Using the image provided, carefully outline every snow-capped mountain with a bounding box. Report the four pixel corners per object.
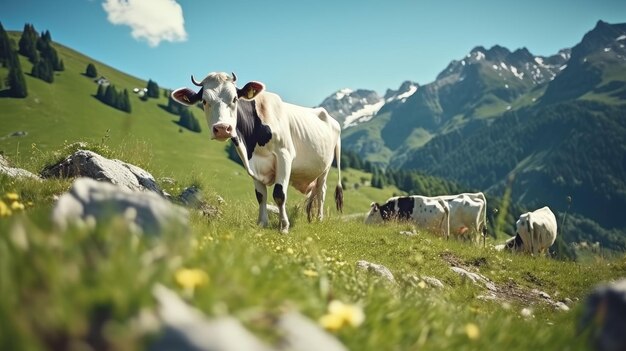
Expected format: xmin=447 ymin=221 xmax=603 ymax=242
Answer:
xmin=318 ymin=89 xmax=383 ymax=129
xmin=318 ymin=81 xmax=419 ymax=129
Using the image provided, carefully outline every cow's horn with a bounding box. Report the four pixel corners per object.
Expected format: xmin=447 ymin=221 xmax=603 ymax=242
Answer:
xmin=231 ymin=72 xmax=237 ymax=82
xmin=191 ymin=75 xmax=203 ymax=87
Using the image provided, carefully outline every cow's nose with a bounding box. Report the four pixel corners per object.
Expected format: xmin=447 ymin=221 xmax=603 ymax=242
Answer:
xmin=212 ymin=124 xmax=233 ymax=139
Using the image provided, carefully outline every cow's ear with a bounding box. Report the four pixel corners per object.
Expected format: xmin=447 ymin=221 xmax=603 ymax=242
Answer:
xmin=172 ymin=87 xmax=202 ymax=106
xmin=237 ymin=81 xmax=265 ymax=100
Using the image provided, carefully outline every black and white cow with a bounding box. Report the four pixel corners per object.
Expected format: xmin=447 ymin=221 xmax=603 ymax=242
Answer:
xmin=172 ymin=72 xmax=343 ymax=233
xmin=364 ymin=196 xmax=450 ymax=238
xmin=499 ymin=206 xmax=557 ymax=255
xmin=439 ymin=192 xmax=488 ymax=243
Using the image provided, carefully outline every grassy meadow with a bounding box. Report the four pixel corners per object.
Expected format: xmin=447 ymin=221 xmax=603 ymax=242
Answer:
xmin=1 ymin=163 xmax=625 ymax=350
xmin=2 ymin=34 xmax=626 ymax=350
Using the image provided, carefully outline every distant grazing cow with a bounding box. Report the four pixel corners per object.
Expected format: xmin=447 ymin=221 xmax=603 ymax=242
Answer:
xmin=438 ymin=192 xmax=488 ymax=243
xmin=172 ymin=72 xmax=343 ymax=233
xmin=364 ymin=196 xmax=450 ymax=238
xmin=502 ymin=206 xmax=557 ymax=255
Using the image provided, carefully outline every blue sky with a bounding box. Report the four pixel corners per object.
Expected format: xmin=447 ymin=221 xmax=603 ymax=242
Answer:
xmin=2 ymin=0 xmax=626 ymax=106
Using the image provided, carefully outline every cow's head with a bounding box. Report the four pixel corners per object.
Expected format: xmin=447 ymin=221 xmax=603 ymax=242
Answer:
xmin=171 ymin=72 xmax=265 ymax=141
xmin=364 ymin=202 xmax=384 ymax=224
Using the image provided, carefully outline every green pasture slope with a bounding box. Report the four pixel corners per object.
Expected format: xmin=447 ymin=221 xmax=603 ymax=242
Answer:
xmin=1 ymin=35 xmax=626 ymax=351
xmin=0 ymin=33 xmax=398 ymax=213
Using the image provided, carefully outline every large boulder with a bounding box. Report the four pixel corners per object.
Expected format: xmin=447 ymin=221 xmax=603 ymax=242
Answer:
xmin=579 ymin=279 xmax=626 ymax=351
xmin=151 ymin=285 xmax=273 ymax=351
xmin=41 ymin=150 xmax=164 ymax=195
xmin=52 ymin=178 xmax=188 ymax=235
xmin=356 ymin=260 xmax=395 ymax=283
xmin=0 ymin=155 xmax=41 ymax=180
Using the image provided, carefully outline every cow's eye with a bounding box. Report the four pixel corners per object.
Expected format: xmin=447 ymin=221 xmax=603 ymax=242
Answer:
xmin=202 ymin=100 xmax=207 ymax=106
xmin=232 ymin=96 xmax=238 ymax=104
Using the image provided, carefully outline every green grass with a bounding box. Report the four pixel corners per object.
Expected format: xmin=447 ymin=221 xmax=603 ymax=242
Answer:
xmin=1 ymin=169 xmax=625 ymax=350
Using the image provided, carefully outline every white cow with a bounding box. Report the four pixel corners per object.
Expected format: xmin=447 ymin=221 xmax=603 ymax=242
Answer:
xmin=505 ymin=206 xmax=558 ymax=255
xmin=364 ymin=195 xmax=450 ymax=238
xmin=438 ymin=192 xmax=488 ymax=242
xmin=172 ymin=72 xmax=343 ymax=233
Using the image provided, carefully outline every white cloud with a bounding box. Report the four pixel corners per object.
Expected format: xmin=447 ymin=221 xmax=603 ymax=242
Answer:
xmin=102 ymin=0 xmax=187 ymax=47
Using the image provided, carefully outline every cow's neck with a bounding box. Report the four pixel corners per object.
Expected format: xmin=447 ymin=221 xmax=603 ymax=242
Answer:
xmin=236 ymin=100 xmax=273 ymax=160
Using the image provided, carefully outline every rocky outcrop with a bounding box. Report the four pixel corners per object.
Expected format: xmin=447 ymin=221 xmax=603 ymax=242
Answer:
xmin=52 ymin=178 xmax=188 ymax=235
xmin=579 ymin=279 xmax=626 ymax=351
xmin=42 ymin=150 xmax=164 ymax=195
xmin=356 ymin=260 xmax=395 ymax=283
xmin=151 ymin=285 xmax=348 ymax=351
xmin=0 ymin=155 xmax=41 ymax=180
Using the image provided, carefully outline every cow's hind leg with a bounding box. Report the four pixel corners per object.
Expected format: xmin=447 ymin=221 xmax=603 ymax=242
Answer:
xmin=254 ymin=180 xmax=269 ymax=227
xmin=311 ymin=168 xmax=330 ymax=221
xmin=274 ymin=149 xmax=293 ymax=234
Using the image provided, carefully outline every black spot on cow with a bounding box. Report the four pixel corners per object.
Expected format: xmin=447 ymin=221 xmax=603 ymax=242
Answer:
xmin=506 ymin=234 xmax=524 ymax=250
xmin=397 ymin=197 xmax=414 ymax=220
xmin=236 ymin=100 xmax=273 ymax=159
xmin=273 ymin=184 xmax=285 ymax=207
xmin=378 ymin=199 xmax=397 ymax=221
xmin=255 ymin=190 xmax=263 ymax=204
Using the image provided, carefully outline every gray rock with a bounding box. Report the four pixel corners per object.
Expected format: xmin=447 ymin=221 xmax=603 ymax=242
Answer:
xmin=41 ymin=150 xmax=164 ymax=195
xmin=450 ymin=266 xmax=497 ymax=292
xmin=278 ymin=311 xmax=348 ymax=351
xmin=0 ymin=155 xmax=41 ymax=180
xmin=579 ymin=279 xmax=626 ymax=351
xmin=151 ymin=285 xmax=273 ymax=351
xmin=52 ymin=178 xmax=188 ymax=235
xmin=421 ymin=276 xmax=445 ymax=289
xmin=356 ymin=260 xmax=395 ymax=283
xmin=553 ymin=301 xmax=570 ymax=311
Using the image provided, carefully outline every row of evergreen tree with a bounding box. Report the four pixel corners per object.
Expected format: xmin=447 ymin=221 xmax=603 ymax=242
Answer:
xmin=96 ymin=84 xmax=131 ymax=113
xmin=0 ymin=22 xmax=28 ymax=97
xmin=19 ymin=24 xmax=64 ymax=83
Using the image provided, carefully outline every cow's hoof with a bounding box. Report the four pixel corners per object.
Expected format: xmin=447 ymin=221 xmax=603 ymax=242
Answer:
xmin=257 ymin=220 xmax=269 ymax=228
xmin=280 ymin=228 xmax=289 ymax=234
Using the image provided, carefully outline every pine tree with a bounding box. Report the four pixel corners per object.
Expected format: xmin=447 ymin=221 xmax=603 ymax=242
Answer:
xmin=0 ymin=22 xmax=12 ymax=67
xmin=31 ymin=58 xmax=54 ymax=83
xmin=85 ymin=63 xmax=98 ymax=78
xmin=18 ymin=23 xmax=38 ymax=63
xmin=104 ymin=85 xmax=118 ymax=107
xmin=8 ymin=58 xmax=27 ymax=98
xmin=96 ymin=84 xmax=105 ymax=100
xmin=121 ymin=89 xmax=131 ymax=113
xmin=146 ymin=79 xmax=159 ymax=98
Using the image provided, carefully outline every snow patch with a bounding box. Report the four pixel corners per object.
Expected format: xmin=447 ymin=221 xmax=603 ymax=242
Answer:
xmin=395 ymin=85 xmax=418 ymax=101
xmin=343 ymin=101 xmax=385 ymax=128
xmin=492 ymin=64 xmax=499 ymax=70
xmin=500 ymin=62 xmax=508 ymax=70
xmin=461 ymin=60 xmax=466 ymax=66
xmin=604 ymin=48 xmax=611 ymax=52
xmin=334 ymin=88 xmax=353 ymax=100
xmin=475 ymin=51 xmax=485 ymax=61
xmin=616 ymin=35 xmax=626 ymax=41
xmin=510 ymin=66 xmax=524 ymax=80
xmin=559 ymin=64 xmax=567 ymax=71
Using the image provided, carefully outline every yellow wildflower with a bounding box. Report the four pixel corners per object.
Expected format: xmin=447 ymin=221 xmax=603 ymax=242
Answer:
xmin=5 ymin=193 xmax=19 ymax=202
xmin=465 ymin=323 xmax=480 ymax=340
xmin=417 ymin=280 xmax=427 ymax=289
xmin=303 ymin=269 xmax=319 ymax=278
xmin=0 ymin=201 xmax=11 ymax=217
xmin=10 ymin=202 xmax=25 ymax=211
xmin=319 ymin=300 xmax=365 ymax=331
xmin=286 ymin=247 xmax=294 ymax=255
xmin=175 ymin=268 xmax=209 ymax=292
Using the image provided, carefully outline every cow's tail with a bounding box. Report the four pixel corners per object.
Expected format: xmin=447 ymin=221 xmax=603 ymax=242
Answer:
xmin=334 ymin=136 xmax=344 ymax=213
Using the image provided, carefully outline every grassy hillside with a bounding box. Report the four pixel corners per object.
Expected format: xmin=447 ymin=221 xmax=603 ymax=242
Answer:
xmin=1 ymin=163 xmax=625 ymax=350
xmin=0 ymin=33 xmax=400 ymax=214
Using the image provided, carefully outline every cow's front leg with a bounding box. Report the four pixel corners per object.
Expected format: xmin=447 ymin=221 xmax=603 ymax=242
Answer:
xmin=273 ymin=149 xmax=293 ymax=234
xmin=254 ymin=180 xmax=269 ymax=227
